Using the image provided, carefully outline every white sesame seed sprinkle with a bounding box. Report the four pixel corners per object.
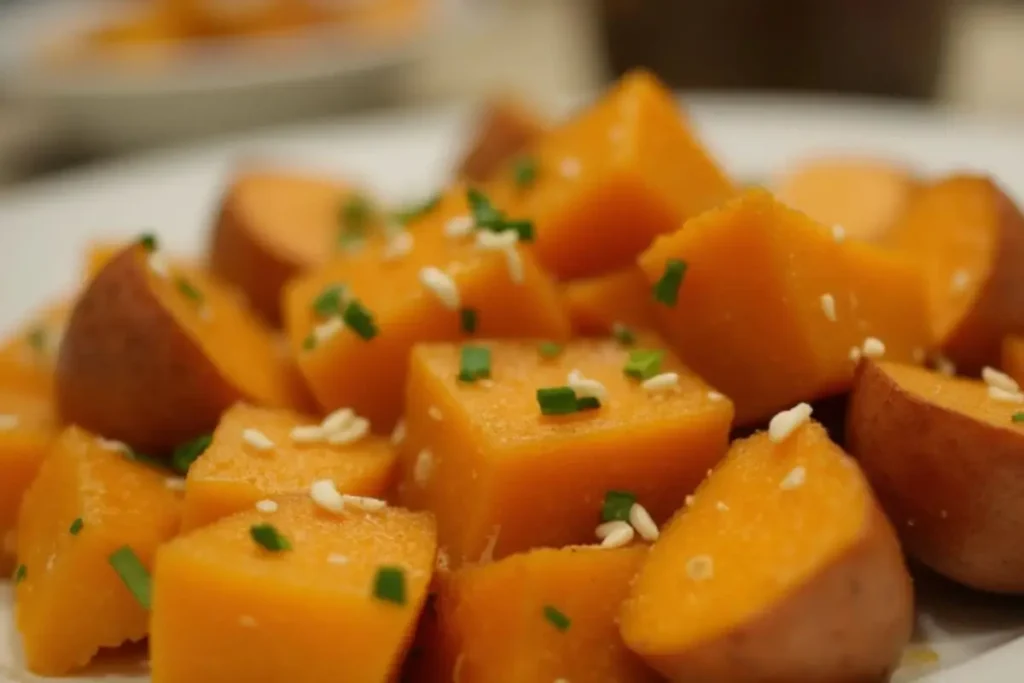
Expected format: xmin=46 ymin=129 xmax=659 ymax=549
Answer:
xmin=290 ymin=425 xmax=325 ymax=443
xmin=768 ymin=402 xmax=813 ymax=443
xmin=327 ymin=553 xmax=349 ymax=565
xmin=390 ymin=420 xmax=406 ymax=445
xmin=849 ymin=346 xmax=862 ymax=363
xmin=342 ymin=494 xmax=387 ymax=511
xmin=686 ymin=555 xmax=714 ymax=581
xmin=0 ymin=414 xmax=19 ymax=431
xmin=629 ymin=504 xmax=659 ymax=541
xmin=951 ymin=269 xmax=970 ymax=293
xmin=862 ymin=337 xmax=886 ymax=358
xmin=982 ymin=366 xmax=1020 ymax=393
xmin=239 ymin=615 xmax=257 ymax=628
xmin=707 ymin=390 xmax=725 ymax=402
xmin=414 ymin=449 xmax=434 ymax=487
xmin=685 ymin=495 xmax=695 ymax=507
xmin=988 ymin=386 xmax=1024 ymax=404
xmin=595 ymin=521 xmax=623 ymax=540
xmin=642 ymin=372 xmax=680 ymax=393
xmin=933 ymin=354 xmax=956 ymax=376
xmin=832 ymin=224 xmax=846 ymax=242
xmin=321 ymin=408 xmax=356 ymax=434
xmin=255 ymin=499 xmax=278 ymax=513
xmin=313 ymin=317 xmax=344 ymax=344
xmin=242 ymin=428 xmax=275 ymax=451
xmin=716 ymin=501 xmax=729 ymax=512
xmin=560 ymin=157 xmax=581 ymax=178
xmin=148 ymin=252 xmax=170 ymax=277
xmin=165 ymin=477 xmax=186 ymax=491
xmin=419 ymin=266 xmax=461 ymax=310
xmin=326 ymin=417 xmax=370 ymax=446
xmin=779 ymin=466 xmax=807 ymax=490
xmin=820 ymin=293 xmax=837 ymax=322
xmin=428 ymin=406 xmax=443 ymax=421
xmin=503 ymin=247 xmax=525 ymax=284
xmin=476 ymin=229 xmax=518 ymax=250
xmin=567 ymin=369 xmax=607 ymax=399
xmin=444 ymin=215 xmax=475 ymax=239
xmin=96 ymin=437 xmax=129 ymax=453
xmin=382 ymin=231 xmax=414 ymax=260
xmin=310 ymin=479 xmax=345 ymax=513
xmin=600 ymin=522 xmax=635 ymax=548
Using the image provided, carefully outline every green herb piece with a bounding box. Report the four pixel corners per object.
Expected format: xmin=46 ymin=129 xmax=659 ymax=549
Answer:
xmin=124 ymin=448 xmax=162 ymax=468
xmin=175 ymin=277 xmax=203 ymax=304
xmin=250 ymin=523 xmax=291 ymax=552
xmin=373 ymin=566 xmax=406 ymax=605
xmin=624 ymin=349 xmax=664 ymax=380
xmin=543 ymin=605 xmax=571 ymax=632
xmin=458 ymin=345 xmax=491 ymax=382
xmin=302 ymin=333 xmax=317 ymax=351
xmin=312 ymin=284 xmax=346 ymax=318
xmin=612 ymin=323 xmax=636 ymax=346
xmin=576 ymin=396 xmax=601 ymax=411
xmin=466 ymin=188 xmax=536 ymax=243
xmin=1013 ymin=412 xmax=1024 ymax=423
xmin=460 ymin=308 xmax=478 ymax=335
xmin=170 ymin=433 xmax=213 ymax=475
xmin=538 ymin=342 xmax=563 ymax=359
xmin=139 ymin=233 xmax=158 ymax=252
xmin=343 ymin=300 xmax=378 ymax=340
xmin=653 ymin=259 xmax=688 ymax=307
xmin=393 ymin=192 xmax=442 ymax=224
xmin=69 ymin=518 xmax=84 ymax=536
xmin=339 ymin=194 xmax=374 ymax=247
xmin=512 ymin=156 xmax=538 ymax=188
xmin=601 ymin=490 xmax=637 ymax=523
xmin=501 ymin=219 xmax=535 ymax=243
xmin=25 ymin=326 xmax=46 ymax=353
xmin=14 ymin=564 xmax=26 ymax=584
xmin=537 ymin=386 xmax=579 ymax=415
xmin=108 ymin=546 xmax=151 ymax=609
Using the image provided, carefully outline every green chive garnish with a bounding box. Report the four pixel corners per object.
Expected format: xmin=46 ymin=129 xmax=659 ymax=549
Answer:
xmin=576 ymin=396 xmax=601 ymax=411
xmin=1013 ymin=412 xmax=1024 ymax=424
xmin=459 ymin=345 xmax=491 ymax=382
xmin=339 ymin=194 xmax=374 ymax=247
xmin=69 ymin=518 xmax=84 ymax=535
xmin=393 ymin=193 xmax=442 ymax=225
xmin=513 ymin=156 xmax=538 ymax=188
xmin=108 ymin=546 xmax=151 ymax=609
xmin=170 ymin=433 xmax=213 ymax=475
xmin=139 ymin=233 xmax=158 ymax=252
xmin=302 ymin=333 xmax=317 ymax=351
xmin=466 ymin=188 xmax=535 ymax=243
xmin=13 ymin=564 xmax=26 ymax=584
xmin=312 ymin=284 xmax=346 ymax=318
xmin=612 ymin=323 xmax=636 ymax=346
xmin=543 ymin=605 xmax=571 ymax=632
xmin=343 ymin=300 xmax=378 ymax=340
xmin=175 ymin=277 xmax=203 ymax=304
xmin=624 ymin=349 xmax=664 ymax=380
xmin=250 ymin=523 xmax=291 ymax=552
xmin=124 ymin=448 xmax=162 ymax=468
xmin=653 ymin=259 xmax=687 ymax=307
xmin=460 ymin=308 xmax=478 ymax=334
xmin=373 ymin=566 xmax=406 ymax=605
xmin=501 ymin=219 xmax=535 ymax=243
xmin=601 ymin=490 xmax=637 ymax=523
xmin=538 ymin=342 xmax=563 ymax=359
xmin=537 ymin=386 xmax=579 ymax=415
xmin=25 ymin=327 xmax=46 ymax=353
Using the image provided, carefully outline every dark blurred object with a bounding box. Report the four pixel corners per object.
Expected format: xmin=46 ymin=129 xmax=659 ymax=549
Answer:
xmin=599 ymin=0 xmax=952 ymax=99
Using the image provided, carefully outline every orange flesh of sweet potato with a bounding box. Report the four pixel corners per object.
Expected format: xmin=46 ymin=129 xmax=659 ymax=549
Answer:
xmin=639 ymin=188 xmax=932 ymax=425
xmin=181 ymin=402 xmax=396 ymax=530
xmin=620 ymin=421 xmax=913 ymax=682
xmin=150 ymin=498 xmax=436 ymax=683
xmin=774 ymin=157 xmax=917 ymax=243
xmin=848 ymin=360 xmax=1024 ymax=593
xmin=560 ymin=267 xmax=656 ymax=336
xmin=427 ymin=545 xmax=660 ymax=683
xmin=15 ymin=426 xmax=183 ymax=676
xmin=397 ymin=333 xmax=733 ymax=567
xmin=282 ymin=184 xmax=571 ymax=430
xmin=457 ymin=96 xmax=549 ymax=183
xmin=0 ymin=301 xmax=69 ymax=400
xmin=488 ymin=70 xmax=734 ymax=280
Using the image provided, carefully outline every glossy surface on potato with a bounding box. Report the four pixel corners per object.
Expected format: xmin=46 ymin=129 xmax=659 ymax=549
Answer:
xmin=561 ymin=267 xmax=656 ymax=336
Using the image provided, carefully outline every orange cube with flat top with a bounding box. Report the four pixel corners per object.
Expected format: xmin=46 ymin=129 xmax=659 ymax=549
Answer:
xmin=561 ymin=267 xmax=656 ymax=336
xmin=397 ymin=333 xmax=733 ymax=567
xmin=0 ymin=301 xmax=69 ymax=399
xmin=151 ymin=498 xmax=436 ymax=683
xmin=182 ymin=402 xmax=396 ymax=530
xmin=15 ymin=426 xmax=183 ymax=676
xmin=283 ymin=184 xmax=571 ymax=431
xmin=488 ymin=70 xmax=734 ymax=279
xmin=639 ymin=189 xmax=932 ymax=425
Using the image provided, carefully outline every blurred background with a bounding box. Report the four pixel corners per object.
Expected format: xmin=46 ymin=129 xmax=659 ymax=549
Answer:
xmin=0 ymin=0 xmax=1020 ymax=187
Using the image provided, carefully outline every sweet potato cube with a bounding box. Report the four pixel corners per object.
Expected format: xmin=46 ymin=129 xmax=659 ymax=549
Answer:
xmin=0 ymin=300 xmax=69 ymax=399
xmin=397 ymin=333 xmax=733 ymax=566
xmin=639 ymin=189 xmax=932 ymax=425
xmin=620 ymin=421 xmax=913 ymax=682
xmin=424 ymin=545 xmax=660 ymax=683
xmin=181 ymin=402 xmax=396 ymax=530
xmin=283 ymin=184 xmax=570 ymax=430
xmin=488 ymin=70 xmax=734 ymax=279
xmin=151 ymin=498 xmax=436 ymax=683
xmin=15 ymin=426 xmax=183 ymax=676
xmin=561 ymin=267 xmax=655 ymax=336
xmin=456 ymin=95 xmax=549 ymax=182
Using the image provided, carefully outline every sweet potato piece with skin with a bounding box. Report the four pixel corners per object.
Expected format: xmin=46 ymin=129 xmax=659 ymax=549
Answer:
xmin=885 ymin=175 xmax=1024 ymax=373
xmin=639 ymin=189 xmax=932 ymax=425
xmin=488 ymin=69 xmax=734 ymax=279
xmin=561 ymin=267 xmax=655 ymax=336
xmin=620 ymin=421 xmax=913 ymax=683
xmin=151 ymin=498 xmax=436 ymax=683
xmin=181 ymin=402 xmax=397 ymax=530
xmin=0 ymin=301 xmax=69 ymax=400
xmin=397 ymin=333 xmax=733 ymax=567
xmin=456 ymin=96 xmax=549 ymax=183
xmin=423 ymin=546 xmax=660 ymax=683
xmin=848 ymin=360 xmax=1024 ymax=593
xmin=57 ymin=243 xmax=302 ymax=454
xmin=283 ymin=184 xmax=570 ymax=430
xmin=774 ymin=157 xmax=918 ymax=243
xmin=15 ymin=426 xmax=183 ymax=676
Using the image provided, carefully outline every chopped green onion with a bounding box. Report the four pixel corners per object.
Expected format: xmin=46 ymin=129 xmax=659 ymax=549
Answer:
xmin=624 ymin=349 xmax=664 ymax=380
xmin=339 ymin=194 xmax=374 ymax=247
xmin=512 ymin=156 xmax=538 ymax=188
xmin=1013 ymin=412 xmax=1024 ymax=424
xmin=612 ymin=323 xmax=636 ymax=346
xmin=108 ymin=546 xmax=151 ymax=609
xmin=373 ymin=566 xmax=406 ymax=605
xmin=312 ymin=284 xmax=346 ymax=318
xmin=25 ymin=327 xmax=46 ymax=353
xmin=653 ymin=259 xmax=688 ymax=307
xmin=302 ymin=333 xmax=317 ymax=351
xmin=170 ymin=433 xmax=213 ymax=475
xmin=124 ymin=448 xmax=162 ymax=468
xmin=139 ymin=233 xmax=158 ymax=252
xmin=69 ymin=518 xmax=84 ymax=535
xmin=460 ymin=308 xmax=478 ymax=335
xmin=459 ymin=345 xmax=492 ymax=382
xmin=250 ymin=523 xmax=291 ymax=552
xmin=13 ymin=564 xmax=26 ymax=584
xmin=175 ymin=277 xmax=203 ymax=304
xmin=543 ymin=605 xmax=571 ymax=632
xmin=576 ymin=396 xmax=601 ymax=411
xmin=537 ymin=386 xmax=579 ymax=415
xmin=601 ymin=490 xmax=637 ymax=523
xmin=393 ymin=193 xmax=442 ymax=225
xmin=501 ymin=219 xmax=535 ymax=243
xmin=538 ymin=342 xmax=563 ymax=359
xmin=466 ymin=188 xmax=535 ymax=243
xmin=343 ymin=300 xmax=378 ymax=340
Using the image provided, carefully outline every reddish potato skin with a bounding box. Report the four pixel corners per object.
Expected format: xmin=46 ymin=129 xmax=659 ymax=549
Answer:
xmin=56 ymin=247 xmax=239 ymax=454
xmin=847 ymin=359 xmax=1024 ymax=593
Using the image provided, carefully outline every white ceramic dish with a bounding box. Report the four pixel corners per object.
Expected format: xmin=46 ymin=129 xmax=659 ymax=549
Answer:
xmin=2 ymin=96 xmax=1024 ymax=681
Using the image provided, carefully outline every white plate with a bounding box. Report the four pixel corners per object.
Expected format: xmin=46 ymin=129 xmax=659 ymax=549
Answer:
xmin=3 ymin=96 xmax=1024 ymax=681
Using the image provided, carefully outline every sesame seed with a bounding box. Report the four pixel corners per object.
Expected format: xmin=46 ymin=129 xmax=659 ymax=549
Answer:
xmin=382 ymin=231 xmax=414 ymax=260
xmin=313 ymin=317 xmax=344 ymax=344
xmin=567 ymin=369 xmax=607 ymax=399
xmin=950 ymin=269 xmax=970 ymax=292
xmin=912 ymin=347 xmax=926 ymax=364
xmin=831 ymin=224 xmax=846 ymax=242
xmin=707 ymin=390 xmax=725 ymax=402
xmin=559 ymin=157 xmax=581 ymax=178
xmin=641 ymin=372 xmax=679 ymax=393
xmin=599 ymin=521 xmax=635 ymax=548
xmin=628 ymin=503 xmax=659 ymax=542
xmin=849 ymin=346 xmax=862 ymax=363
xmin=982 ymin=366 xmax=1020 ymax=393
xmin=327 ymin=553 xmax=349 ymax=565
xmin=428 ymin=406 xmax=443 ymax=421
xmin=342 ymin=494 xmax=387 ymax=511
xmin=414 ymin=449 xmax=434 ymax=487
xmin=148 ymin=252 xmax=170 ymax=277
xmin=715 ymin=501 xmax=729 ymax=512
xmin=476 ymin=229 xmax=518 ymax=250
xmin=419 ymin=266 xmax=461 ymax=310
xmin=165 ymin=477 xmax=186 ymax=491
xmin=96 ymin=437 xmax=130 ymax=453
xmin=779 ymin=466 xmax=807 ymax=490
xmin=239 ymin=615 xmax=257 ymax=628
xmin=444 ymin=215 xmax=475 ymax=239
xmin=0 ymin=414 xmax=19 ymax=431
xmin=321 ymin=408 xmax=356 ymax=434
xmin=290 ymin=425 xmax=325 ymax=443
xmin=310 ymin=479 xmax=345 ymax=513
xmin=819 ymin=293 xmax=837 ymax=322
xmin=768 ymin=402 xmax=814 ymax=443
xmin=933 ymin=354 xmax=956 ymax=376
xmin=255 ymin=499 xmax=278 ymax=513
xmin=862 ymin=337 xmax=886 ymax=358
xmin=988 ymin=386 xmax=1024 ymax=403
xmin=685 ymin=495 xmax=695 ymax=507
xmin=326 ymin=416 xmax=370 ymax=445
xmin=242 ymin=428 xmax=275 ymax=451
xmin=390 ymin=420 xmax=406 ymax=445
xmin=503 ymin=247 xmax=525 ymax=284
xmin=686 ymin=555 xmax=714 ymax=581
